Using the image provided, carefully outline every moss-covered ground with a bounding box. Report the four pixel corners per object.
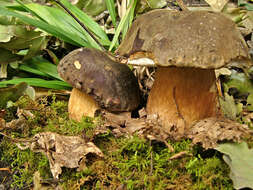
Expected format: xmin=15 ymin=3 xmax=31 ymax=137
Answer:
xmin=0 ymin=95 xmax=234 ymax=189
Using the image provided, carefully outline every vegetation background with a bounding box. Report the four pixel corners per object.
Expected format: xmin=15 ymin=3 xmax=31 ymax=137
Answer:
xmin=0 ymin=0 xmax=253 ymax=189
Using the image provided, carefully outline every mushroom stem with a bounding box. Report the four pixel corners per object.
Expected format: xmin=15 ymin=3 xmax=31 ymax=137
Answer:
xmin=68 ymin=88 xmax=99 ymax=121
xmin=146 ymin=67 xmax=221 ymax=135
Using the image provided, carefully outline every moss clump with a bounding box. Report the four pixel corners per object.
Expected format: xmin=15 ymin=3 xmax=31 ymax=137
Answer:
xmin=0 ymin=95 xmax=233 ymax=189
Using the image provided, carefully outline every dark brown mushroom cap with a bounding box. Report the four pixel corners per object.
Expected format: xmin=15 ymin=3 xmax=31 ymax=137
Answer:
xmin=58 ymin=48 xmax=140 ymax=112
xmin=117 ymin=10 xmax=249 ymax=69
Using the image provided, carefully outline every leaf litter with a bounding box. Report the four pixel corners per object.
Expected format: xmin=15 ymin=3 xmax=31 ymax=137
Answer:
xmin=16 ymin=132 xmax=104 ymax=179
xmin=101 ymin=109 xmax=251 ymax=150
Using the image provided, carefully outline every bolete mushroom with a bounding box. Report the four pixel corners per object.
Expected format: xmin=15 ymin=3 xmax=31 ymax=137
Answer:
xmin=58 ymin=48 xmax=140 ymax=121
xmin=117 ymin=10 xmax=250 ymax=136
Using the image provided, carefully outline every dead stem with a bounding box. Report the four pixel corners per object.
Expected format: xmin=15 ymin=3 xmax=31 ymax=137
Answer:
xmin=169 ymin=151 xmax=192 ymax=160
xmin=176 ymin=0 xmax=189 ymax=11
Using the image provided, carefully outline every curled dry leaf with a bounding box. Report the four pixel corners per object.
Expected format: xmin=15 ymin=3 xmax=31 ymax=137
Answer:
xmin=17 ymin=132 xmax=103 ymax=179
xmin=186 ymin=117 xmax=250 ymax=149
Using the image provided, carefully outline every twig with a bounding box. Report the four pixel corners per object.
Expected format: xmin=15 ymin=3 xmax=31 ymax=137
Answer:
xmin=94 ymin=10 xmax=109 ymax=21
xmin=169 ymin=151 xmax=192 ymax=160
xmin=0 ymin=168 xmax=11 ymax=173
xmin=176 ymin=0 xmax=189 ymax=11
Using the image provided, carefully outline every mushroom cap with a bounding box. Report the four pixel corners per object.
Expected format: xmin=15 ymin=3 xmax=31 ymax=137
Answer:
xmin=58 ymin=48 xmax=140 ymax=112
xmin=117 ymin=10 xmax=249 ymax=69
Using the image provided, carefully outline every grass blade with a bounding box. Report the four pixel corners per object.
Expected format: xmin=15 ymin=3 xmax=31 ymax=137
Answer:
xmin=0 ymin=6 xmax=90 ymax=47
xmin=58 ymin=0 xmax=111 ymax=47
xmin=105 ymin=0 xmax=117 ymax=28
xmin=0 ymin=78 xmax=71 ymax=90
xmin=20 ymin=57 xmax=63 ymax=81
xmin=109 ymin=0 xmax=136 ymax=51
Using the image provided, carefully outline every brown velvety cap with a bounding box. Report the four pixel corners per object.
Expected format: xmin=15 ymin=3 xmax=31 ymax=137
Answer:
xmin=58 ymin=48 xmax=140 ymax=112
xmin=117 ymin=10 xmax=249 ymax=69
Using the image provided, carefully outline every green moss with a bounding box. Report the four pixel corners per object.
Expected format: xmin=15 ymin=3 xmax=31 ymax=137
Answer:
xmin=0 ymin=95 xmax=233 ymax=189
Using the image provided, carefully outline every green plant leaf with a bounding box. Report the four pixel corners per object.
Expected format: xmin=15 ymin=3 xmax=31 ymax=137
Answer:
xmin=0 ymin=78 xmax=71 ymax=90
xmin=216 ymin=142 xmax=253 ymax=189
xmin=25 ymin=3 xmax=101 ymax=49
xmin=57 ymin=0 xmax=111 ymax=47
xmin=20 ymin=57 xmax=63 ymax=80
xmin=77 ymin=0 xmax=107 ymax=17
xmin=0 ymin=25 xmax=15 ymax=42
xmin=0 ymin=25 xmax=43 ymax=50
xmin=109 ymin=0 xmax=136 ymax=51
xmin=105 ymin=0 xmax=117 ymax=28
xmin=0 ymin=48 xmax=23 ymax=63
xmin=225 ymin=69 xmax=253 ymax=95
xmin=246 ymin=93 xmax=253 ymax=111
xmin=0 ymin=6 xmax=87 ymax=47
xmin=0 ymin=82 xmax=28 ymax=108
xmin=238 ymin=0 xmax=253 ymax=10
xmin=219 ymin=93 xmax=243 ymax=120
xmin=23 ymin=36 xmax=48 ymax=60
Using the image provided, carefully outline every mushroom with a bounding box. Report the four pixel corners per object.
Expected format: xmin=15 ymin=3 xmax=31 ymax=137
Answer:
xmin=117 ymin=10 xmax=250 ymax=136
xmin=57 ymin=48 xmax=140 ymax=121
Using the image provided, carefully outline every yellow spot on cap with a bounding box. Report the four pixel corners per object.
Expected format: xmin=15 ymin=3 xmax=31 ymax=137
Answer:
xmin=74 ymin=60 xmax=81 ymax=69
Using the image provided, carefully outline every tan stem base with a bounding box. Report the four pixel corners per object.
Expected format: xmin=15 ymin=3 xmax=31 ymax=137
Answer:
xmin=68 ymin=88 xmax=99 ymax=121
xmin=146 ymin=67 xmax=220 ymax=136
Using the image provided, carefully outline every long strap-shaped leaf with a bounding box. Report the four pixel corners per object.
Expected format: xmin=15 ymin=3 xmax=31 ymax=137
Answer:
xmin=0 ymin=6 xmax=89 ymax=47
xmin=57 ymin=0 xmax=111 ymax=47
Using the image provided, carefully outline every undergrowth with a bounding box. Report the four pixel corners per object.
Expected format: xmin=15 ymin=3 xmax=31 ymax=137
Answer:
xmin=0 ymin=95 xmax=233 ymax=189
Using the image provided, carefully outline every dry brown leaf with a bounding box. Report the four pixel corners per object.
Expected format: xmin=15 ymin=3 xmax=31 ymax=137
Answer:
xmin=186 ymin=117 xmax=250 ymax=149
xmin=17 ymin=132 xmax=103 ymax=179
xmin=102 ymin=111 xmax=146 ymax=137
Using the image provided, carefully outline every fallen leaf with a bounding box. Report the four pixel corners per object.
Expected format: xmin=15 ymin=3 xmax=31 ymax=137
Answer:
xmin=102 ymin=111 xmax=146 ymax=137
xmin=18 ymin=132 xmax=104 ymax=179
xmin=186 ymin=117 xmax=250 ymax=149
xmin=216 ymin=142 xmax=253 ymax=189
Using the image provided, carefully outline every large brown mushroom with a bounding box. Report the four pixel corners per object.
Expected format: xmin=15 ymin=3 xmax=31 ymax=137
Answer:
xmin=58 ymin=48 xmax=140 ymax=121
xmin=117 ymin=10 xmax=250 ymax=136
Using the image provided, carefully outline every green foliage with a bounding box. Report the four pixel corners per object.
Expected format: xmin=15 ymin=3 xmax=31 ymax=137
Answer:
xmin=216 ymin=142 xmax=253 ymax=189
xmin=0 ymin=0 xmax=139 ymax=90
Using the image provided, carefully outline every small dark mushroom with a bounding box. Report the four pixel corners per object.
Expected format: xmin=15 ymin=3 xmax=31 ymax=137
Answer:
xmin=58 ymin=48 xmax=140 ymax=121
xmin=117 ymin=10 xmax=250 ymax=136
